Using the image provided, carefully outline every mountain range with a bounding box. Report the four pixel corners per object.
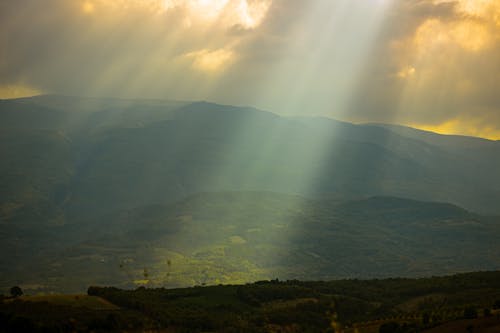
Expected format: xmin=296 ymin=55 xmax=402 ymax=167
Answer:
xmin=1 ymin=95 xmax=499 ymax=293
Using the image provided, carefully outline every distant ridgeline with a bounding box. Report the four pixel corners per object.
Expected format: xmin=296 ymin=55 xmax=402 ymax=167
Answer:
xmin=0 ymin=95 xmax=500 ymax=293
xmin=2 ymin=271 xmax=500 ymax=332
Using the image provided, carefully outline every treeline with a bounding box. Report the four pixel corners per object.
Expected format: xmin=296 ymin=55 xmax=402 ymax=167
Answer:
xmin=2 ymin=271 xmax=500 ymax=332
xmin=87 ymin=271 xmax=500 ymax=332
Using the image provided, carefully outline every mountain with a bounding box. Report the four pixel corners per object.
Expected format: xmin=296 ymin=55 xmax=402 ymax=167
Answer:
xmin=1 ymin=95 xmax=499 ymax=293
xmin=1 ymin=95 xmax=499 ymax=220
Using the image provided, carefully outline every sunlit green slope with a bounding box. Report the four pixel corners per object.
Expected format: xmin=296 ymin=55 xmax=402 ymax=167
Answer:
xmin=2 ymin=192 xmax=499 ymax=293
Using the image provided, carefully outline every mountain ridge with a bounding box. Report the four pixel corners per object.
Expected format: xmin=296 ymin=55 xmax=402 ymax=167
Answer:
xmin=1 ymin=95 xmax=499 ymax=217
xmin=4 ymin=94 xmax=498 ymax=142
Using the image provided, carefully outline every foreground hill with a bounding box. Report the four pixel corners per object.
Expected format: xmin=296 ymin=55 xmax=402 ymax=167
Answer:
xmin=2 ymin=271 xmax=500 ymax=332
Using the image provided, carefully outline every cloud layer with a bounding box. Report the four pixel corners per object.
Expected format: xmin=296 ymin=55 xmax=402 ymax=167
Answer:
xmin=0 ymin=0 xmax=499 ymax=138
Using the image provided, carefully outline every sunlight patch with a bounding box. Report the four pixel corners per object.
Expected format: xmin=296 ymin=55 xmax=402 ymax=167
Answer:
xmin=410 ymin=117 xmax=500 ymax=140
xmin=229 ymin=236 xmax=247 ymax=244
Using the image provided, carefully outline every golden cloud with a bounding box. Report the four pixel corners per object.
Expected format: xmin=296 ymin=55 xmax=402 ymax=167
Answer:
xmin=413 ymin=18 xmax=492 ymax=54
xmin=409 ymin=0 xmax=500 ymax=56
xmin=82 ymin=1 xmax=96 ymax=14
xmin=397 ymin=65 xmax=416 ymax=79
xmin=80 ymin=0 xmax=271 ymax=29
xmin=166 ymin=0 xmax=272 ymax=29
xmin=185 ymin=48 xmax=235 ymax=72
xmin=380 ymin=1 xmax=500 ymax=139
xmin=453 ymin=0 xmax=500 ymax=21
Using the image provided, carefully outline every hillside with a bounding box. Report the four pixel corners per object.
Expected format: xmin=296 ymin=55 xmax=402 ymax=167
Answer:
xmin=2 ymin=191 xmax=499 ymax=294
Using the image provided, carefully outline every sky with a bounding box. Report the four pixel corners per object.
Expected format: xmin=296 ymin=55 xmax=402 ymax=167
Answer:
xmin=0 ymin=0 xmax=499 ymax=139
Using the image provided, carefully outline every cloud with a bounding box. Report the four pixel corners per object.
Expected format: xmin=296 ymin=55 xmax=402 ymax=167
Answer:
xmin=185 ymin=48 xmax=235 ymax=72
xmin=0 ymin=0 xmax=499 ymax=138
xmin=348 ymin=0 xmax=500 ymax=139
xmin=397 ymin=66 xmax=416 ymax=79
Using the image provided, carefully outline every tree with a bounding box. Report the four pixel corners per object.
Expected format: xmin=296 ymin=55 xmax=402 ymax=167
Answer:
xmin=10 ymin=286 xmax=23 ymax=297
xmin=422 ymin=312 xmax=430 ymax=325
xmin=463 ymin=307 xmax=478 ymax=319
xmin=379 ymin=321 xmax=400 ymax=333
